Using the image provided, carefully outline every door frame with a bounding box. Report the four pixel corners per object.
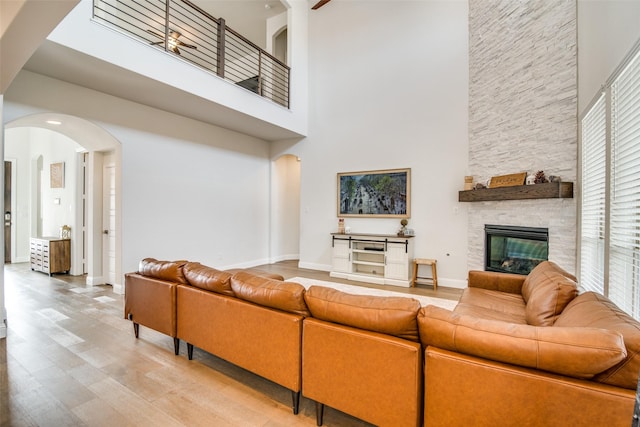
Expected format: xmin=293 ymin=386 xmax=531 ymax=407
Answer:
xmin=5 ymin=159 xmax=17 ymax=263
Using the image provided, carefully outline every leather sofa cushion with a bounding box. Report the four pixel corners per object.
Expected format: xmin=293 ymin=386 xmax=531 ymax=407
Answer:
xmin=304 ymin=286 xmax=421 ymax=342
xmin=138 ymin=258 xmax=188 ymax=285
xmin=454 ymin=302 xmax=526 ymax=324
xmin=457 ymin=287 xmax=526 ymax=323
xmin=225 ymin=268 xmax=284 ymax=281
xmin=230 ymin=272 xmax=310 ymax=317
xmin=183 ymin=262 xmax=235 ymax=296
xmin=555 ymin=292 xmax=640 ymax=390
xmin=418 ymin=305 xmax=627 ymax=379
xmin=521 ymin=261 xmax=578 ymax=326
xmin=468 ymin=270 xmax=525 ymax=294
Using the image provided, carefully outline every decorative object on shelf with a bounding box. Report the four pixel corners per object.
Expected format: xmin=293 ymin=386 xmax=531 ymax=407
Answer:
xmin=526 ymin=174 xmax=536 ymax=185
xmin=549 ymin=175 xmax=561 ymax=183
xmin=338 ymin=218 xmax=345 ymax=234
xmin=534 ymin=170 xmax=548 ymax=184
xmin=60 ymin=225 xmax=71 ymax=239
xmin=337 ymin=168 xmax=410 ymax=218
xmin=475 ymin=182 xmax=486 ymax=189
xmin=398 ymin=219 xmax=409 ymax=236
xmin=488 ymin=172 xmax=527 ymax=188
xmin=50 ymin=162 xmax=65 ymax=188
xmin=464 ymin=176 xmax=474 ymax=191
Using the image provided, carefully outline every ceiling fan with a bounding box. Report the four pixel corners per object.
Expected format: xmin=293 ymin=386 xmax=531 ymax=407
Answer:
xmin=311 ymin=0 xmax=331 ymax=10
xmin=147 ymin=29 xmax=197 ymax=55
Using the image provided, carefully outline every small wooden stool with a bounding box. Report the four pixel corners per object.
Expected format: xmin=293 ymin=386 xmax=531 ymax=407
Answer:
xmin=412 ymin=258 xmax=438 ymax=290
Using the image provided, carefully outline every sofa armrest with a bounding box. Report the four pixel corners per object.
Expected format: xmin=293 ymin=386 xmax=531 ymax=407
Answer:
xmin=124 ymin=272 xmax=177 ymax=337
xmin=468 ymin=270 xmax=525 ymax=294
xmin=418 ymin=305 xmax=627 ymax=379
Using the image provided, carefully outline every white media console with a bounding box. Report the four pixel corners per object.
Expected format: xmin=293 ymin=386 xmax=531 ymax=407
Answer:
xmin=330 ymin=233 xmax=415 ymax=287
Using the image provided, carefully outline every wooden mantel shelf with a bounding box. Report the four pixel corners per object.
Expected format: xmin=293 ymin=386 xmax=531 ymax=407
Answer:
xmin=458 ymin=181 xmax=574 ymax=202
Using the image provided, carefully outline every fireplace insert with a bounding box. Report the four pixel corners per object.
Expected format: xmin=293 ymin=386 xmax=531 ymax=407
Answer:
xmin=485 ymin=225 xmax=548 ymax=275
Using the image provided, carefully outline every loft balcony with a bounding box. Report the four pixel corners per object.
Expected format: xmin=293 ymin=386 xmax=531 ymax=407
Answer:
xmin=19 ymin=0 xmax=307 ymax=141
xmin=93 ymin=0 xmax=290 ymax=108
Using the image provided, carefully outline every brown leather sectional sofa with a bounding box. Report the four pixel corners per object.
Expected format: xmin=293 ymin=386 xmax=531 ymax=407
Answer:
xmin=419 ymin=261 xmax=639 ymax=426
xmin=125 ymin=259 xmax=639 ymax=427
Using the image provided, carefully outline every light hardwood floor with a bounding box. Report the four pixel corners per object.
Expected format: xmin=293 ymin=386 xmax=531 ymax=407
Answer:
xmin=1 ymin=261 xmax=461 ymax=427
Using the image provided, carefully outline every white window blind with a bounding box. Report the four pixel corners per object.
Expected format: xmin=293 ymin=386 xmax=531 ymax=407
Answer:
xmin=580 ymin=94 xmax=606 ymax=294
xmin=609 ymin=51 xmax=640 ymax=317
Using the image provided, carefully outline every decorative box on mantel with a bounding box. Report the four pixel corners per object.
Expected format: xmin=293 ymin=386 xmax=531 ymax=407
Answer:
xmin=458 ymin=181 xmax=573 ymax=202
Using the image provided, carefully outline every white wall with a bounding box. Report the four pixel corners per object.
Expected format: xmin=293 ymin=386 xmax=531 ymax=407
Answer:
xmin=274 ymin=0 xmax=470 ymax=287
xmin=578 ymin=0 xmax=640 ymax=113
xmin=5 ymin=71 xmax=274 ymax=277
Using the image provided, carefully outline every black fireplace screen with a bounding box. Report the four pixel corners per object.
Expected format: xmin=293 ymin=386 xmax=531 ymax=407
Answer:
xmin=485 ymin=225 xmax=549 ymax=275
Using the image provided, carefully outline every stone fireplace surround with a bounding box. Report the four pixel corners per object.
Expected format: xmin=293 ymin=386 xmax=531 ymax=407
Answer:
xmin=467 ymin=0 xmax=577 ymax=275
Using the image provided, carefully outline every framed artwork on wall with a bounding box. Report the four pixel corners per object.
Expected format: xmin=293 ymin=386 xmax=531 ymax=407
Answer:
xmin=337 ymin=168 xmax=410 ymax=218
xmin=50 ymin=162 xmax=65 ymax=189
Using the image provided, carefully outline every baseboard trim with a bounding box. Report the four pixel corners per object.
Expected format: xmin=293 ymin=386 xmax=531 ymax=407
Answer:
xmin=298 ymin=262 xmax=331 ymax=272
xmin=112 ymin=283 xmax=124 ymax=295
xmin=438 ymin=278 xmax=467 ymax=289
xmin=269 ymin=254 xmax=299 ymax=263
xmin=86 ymin=275 xmax=104 ymax=286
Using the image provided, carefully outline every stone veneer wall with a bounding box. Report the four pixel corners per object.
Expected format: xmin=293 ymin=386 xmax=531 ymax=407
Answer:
xmin=467 ymin=0 xmax=577 ymax=273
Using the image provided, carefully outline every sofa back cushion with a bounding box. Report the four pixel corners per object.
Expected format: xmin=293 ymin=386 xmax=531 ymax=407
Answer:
xmin=304 ymin=286 xmax=421 ymax=342
xmin=554 ymin=291 xmax=640 ymax=390
xmin=183 ymin=262 xmax=235 ymax=296
xmin=230 ymin=272 xmax=310 ymax=317
xmin=419 ymin=305 xmax=627 ymax=379
xmin=521 ymin=261 xmax=578 ymax=326
xmin=138 ymin=258 xmax=188 ymax=284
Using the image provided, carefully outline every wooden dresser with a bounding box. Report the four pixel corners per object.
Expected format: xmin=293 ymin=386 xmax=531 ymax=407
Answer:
xmin=30 ymin=237 xmax=71 ymax=276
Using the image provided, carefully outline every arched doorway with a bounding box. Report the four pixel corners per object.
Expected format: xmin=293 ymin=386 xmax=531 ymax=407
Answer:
xmin=270 ymin=154 xmax=300 ymax=263
xmin=4 ymin=113 xmax=122 ymax=291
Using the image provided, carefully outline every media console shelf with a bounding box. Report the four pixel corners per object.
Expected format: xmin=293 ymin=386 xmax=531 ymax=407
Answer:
xmin=458 ymin=181 xmax=573 ymax=202
xmin=330 ymin=233 xmax=415 ymax=287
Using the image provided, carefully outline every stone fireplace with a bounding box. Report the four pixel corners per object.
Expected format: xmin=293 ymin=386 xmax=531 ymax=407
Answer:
xmin=466 ymin=0 xmax=578 ymax=275
xmin=485 ymin=224 xmax=548 ymax=275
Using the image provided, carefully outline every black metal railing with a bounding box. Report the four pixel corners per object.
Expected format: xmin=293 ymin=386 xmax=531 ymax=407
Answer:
xmin=93 ymin=0 xmax=290 ymax=108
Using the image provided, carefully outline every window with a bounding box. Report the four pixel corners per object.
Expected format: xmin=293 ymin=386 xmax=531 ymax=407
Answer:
xmin=580 ymin=46 xmax=640 ymax=318
xmin=609 ymin=51 xmax=640 ymax=316
xmin=580 ymin=94 xmax=606 ymax=295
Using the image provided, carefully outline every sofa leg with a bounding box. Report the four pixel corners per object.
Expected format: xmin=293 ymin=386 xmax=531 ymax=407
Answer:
xmin=187 ymin=343 xmax=194 ymax=360
xmin=173 ymin=338 xmax=180 ymax=355
xmin=291 ymin=390 xmax=300 ymax=414
xmin=315 ymin=402 xmax=324 ymax=426
xmin=127 ymin=313 xmax=139 ymax=338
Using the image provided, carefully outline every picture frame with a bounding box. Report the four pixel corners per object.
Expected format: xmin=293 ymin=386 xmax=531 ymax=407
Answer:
xmin=50 ymin=162 xmax=65 ymax=189
xmin=337 ymin=168 xmax=410 ymax=217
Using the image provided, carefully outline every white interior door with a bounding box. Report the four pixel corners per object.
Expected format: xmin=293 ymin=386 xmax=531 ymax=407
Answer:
xmin=102 ymin=160 xmax=116 ymax=285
